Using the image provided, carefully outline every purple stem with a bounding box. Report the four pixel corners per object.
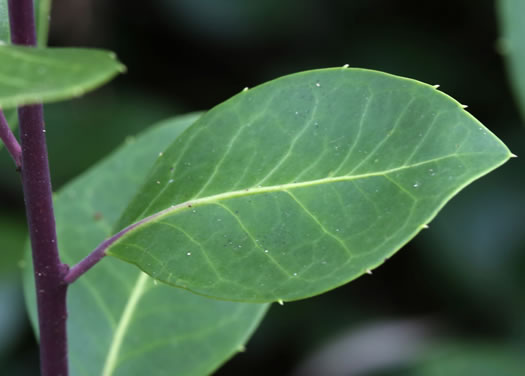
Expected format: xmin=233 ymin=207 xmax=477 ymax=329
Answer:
xmin=0 ymin=109 xmax=22 ymax=168
xmin=8 ymin=1 xmax=70 ymax=376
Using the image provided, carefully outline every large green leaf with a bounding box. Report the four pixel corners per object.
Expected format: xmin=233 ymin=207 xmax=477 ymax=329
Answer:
xmin=108 ymin=68 xmax=511 ymax=303
xmin=499 ymin=0 xmax=525 ymax=122
xmin=0 ymin=45 xmax=125 ymax=109
xmin=23 ymin=113 xmax=267 ymax=376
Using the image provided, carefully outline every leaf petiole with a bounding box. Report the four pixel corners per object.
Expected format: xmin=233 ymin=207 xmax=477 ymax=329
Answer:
xmin=0 ymin=108 xmax=21 ymax=169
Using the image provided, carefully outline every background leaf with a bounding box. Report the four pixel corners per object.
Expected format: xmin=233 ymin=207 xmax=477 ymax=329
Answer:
xmin=498 ymin=0 xmax=525 ymax=123
xmin=407 ymin=342 xmax=525 ymax=376
xmin=0 ymin=214 xmax=26 ymax=366
xmin=23 ymin=113 xmax=267 ymax=376
xmin=0 ymin=0 xmax=8 ymax=45
xmin=0 ymin=45 xmax=125 ymax=109
xmin=108 ymin=68 xmax=511 ymax=303
xmin=35 ymin=0 xmax=52 ymax=47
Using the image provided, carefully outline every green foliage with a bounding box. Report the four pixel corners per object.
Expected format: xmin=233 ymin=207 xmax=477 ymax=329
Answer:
xmin=499 ymin=0 xmax=525 ymax=123
xmin=23 ymin=114 xmax=267 ymax=376
xmin=1 ymin=2 xmax=518 ymax=375
xmin=0 ymin=0 xmax=51 ymax=152
xmin=35 ymin=0 xmax=52 ymax=47
xmin=107 ymin=69 xmax=511 ymax=303
xmin=409 ymin=343 xmax=525 ymax=376
xmin=0 ymin=45 xmax=124 ymax=109
xmin=0 ymin=0 xmax=8 ymax=44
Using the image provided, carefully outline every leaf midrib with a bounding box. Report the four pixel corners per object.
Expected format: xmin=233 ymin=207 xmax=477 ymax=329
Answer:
xmin=101 ymin=272 xmax=149 ymax=376
xmin=111 ymin=151 xmax=501 ymax=242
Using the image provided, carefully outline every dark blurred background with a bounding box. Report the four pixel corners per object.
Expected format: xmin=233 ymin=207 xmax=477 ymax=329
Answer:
xmin=2 ymin=0 xmax=525 ymax=375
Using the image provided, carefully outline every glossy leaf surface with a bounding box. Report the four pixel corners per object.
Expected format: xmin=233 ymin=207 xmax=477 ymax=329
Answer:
xmin=0 ymin=45 xmax=125 ymax=109
xmin=23 ymin=114 xmax=267 ymax=376
xmin=108 ymin=68 xmax=511 ymax=303
xmin=499 ymin=0 xmax=525 ymax=121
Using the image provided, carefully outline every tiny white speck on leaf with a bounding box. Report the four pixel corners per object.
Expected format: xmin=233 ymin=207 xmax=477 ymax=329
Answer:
xmin=366 ymin=270 xmax=373 ymax=275
xmin=342 ymin=64 xmax=349 ymax=68
xmin=186 ymin=252 xmax=191 ymax=256
xmin=277 ymin=299 xmax=284 ymax=306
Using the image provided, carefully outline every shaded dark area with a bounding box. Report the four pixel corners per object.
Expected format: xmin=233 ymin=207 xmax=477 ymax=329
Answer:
xmin=1 ymin=0 xmax=525 ymax=375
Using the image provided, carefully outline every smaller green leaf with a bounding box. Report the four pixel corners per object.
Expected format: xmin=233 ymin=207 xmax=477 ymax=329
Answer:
xmin=0 ymin=45 xmax=125 ymax=109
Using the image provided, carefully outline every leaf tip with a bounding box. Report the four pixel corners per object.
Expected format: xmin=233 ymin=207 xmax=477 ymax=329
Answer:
xmin=365 ymin=269 xmax=373 ymax=275
xmin=277 ymin=299 xmax=284 ymax=306
xmin=460 ymin=104 xmax=468 ymax=109
xmin=242 ymin=87 xmax=249 ymax=92
xmin=510 ymin=153 xmax=518 ymax=158
xmin=432 ymin=84 xmax=440 ymax=89
xmin=421 ymin=224 xmax=430 ymax=230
